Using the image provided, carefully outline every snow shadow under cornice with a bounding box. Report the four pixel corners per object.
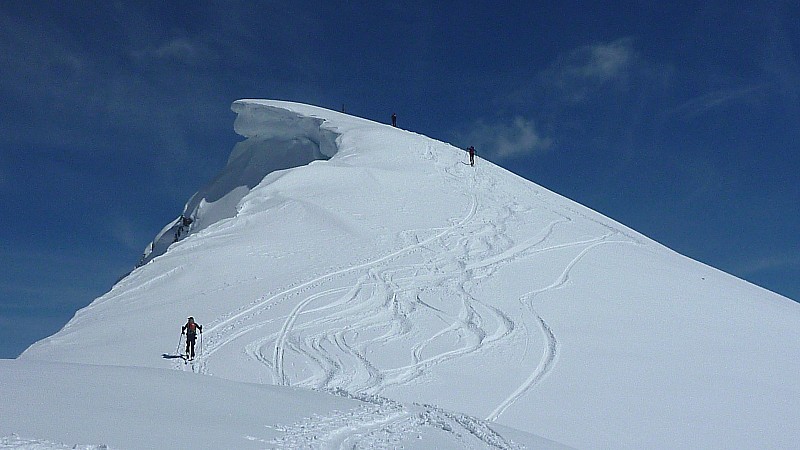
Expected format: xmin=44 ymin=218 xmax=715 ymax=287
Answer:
xmin=137 ymin=101 xmax=340 ymax=267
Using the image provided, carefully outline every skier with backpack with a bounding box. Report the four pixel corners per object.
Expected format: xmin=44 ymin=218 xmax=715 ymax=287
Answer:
xmin=467 ymin=146 xmax=476 ymax=166
xmin=181 ymin=317 xmax=203 ymax=360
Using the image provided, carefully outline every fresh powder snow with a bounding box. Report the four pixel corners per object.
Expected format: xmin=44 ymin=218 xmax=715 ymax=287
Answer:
xmin=5 ymin=100 xmax=800 ymax=449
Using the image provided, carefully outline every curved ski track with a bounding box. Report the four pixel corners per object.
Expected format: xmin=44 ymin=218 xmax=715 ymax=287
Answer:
xmin=174 ymin=137 xmax=641 ymax=430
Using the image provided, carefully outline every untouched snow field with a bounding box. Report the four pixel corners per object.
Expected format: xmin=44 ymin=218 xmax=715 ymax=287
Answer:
xmin=8 ymin=100 xmax=800 ymax=449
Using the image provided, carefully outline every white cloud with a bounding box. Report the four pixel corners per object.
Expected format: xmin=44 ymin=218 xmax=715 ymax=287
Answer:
xmin=109 ymin=217 xmax=147 ymax=252
xmin=736 ymin=254 xmax=800 ymax=276
xmin=153 ymin=38 xmax=200 ymax=61
xmin=541 ymin=38 xmax=637 ymax=102
xmin=669 ymin=85 xmax=764 ymax=119
xmin=461 ymin=116 xmax=552 ymax=160
xmin=580 ymin=40 xmax=634 ymax=82
xmin=132 ymin=37 xmax=213 ymax=66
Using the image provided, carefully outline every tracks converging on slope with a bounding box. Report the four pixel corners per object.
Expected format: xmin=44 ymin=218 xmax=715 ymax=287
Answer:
xmin=174 ymin=136 xmax=641 ymax=431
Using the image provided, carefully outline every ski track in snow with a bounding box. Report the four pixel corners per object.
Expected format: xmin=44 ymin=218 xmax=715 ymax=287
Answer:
xmin=0 ymin=434 xmax=111 ymax=449
xmin=257 ymin=391 xmax=524 ymax=450
xmin=485 ymin=305 xmax=558 ymax=423
xmin=175 ymin=136 xmax=641 ymax=428
xmin=182 ymin=182 xmax=479 ymax=377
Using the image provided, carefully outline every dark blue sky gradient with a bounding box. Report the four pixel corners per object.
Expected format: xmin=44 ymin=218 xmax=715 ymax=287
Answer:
xmin=1 ymin=1 xmax=798 ymax=357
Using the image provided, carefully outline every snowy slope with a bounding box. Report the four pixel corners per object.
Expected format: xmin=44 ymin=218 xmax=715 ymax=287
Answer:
xmin=0 ymin=360 xmax=560 ymax=449
xmin=17 ymin=100 xmax=800 ymax=449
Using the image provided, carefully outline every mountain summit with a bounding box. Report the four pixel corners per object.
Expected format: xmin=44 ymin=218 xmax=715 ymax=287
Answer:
xmin=12 ymin=100 xmax=800 ymax=449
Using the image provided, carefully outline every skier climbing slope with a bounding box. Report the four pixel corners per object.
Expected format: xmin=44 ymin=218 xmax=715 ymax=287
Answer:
xmin=19 ymin=100 xmax=800 ymax=450
xmin=181 ymin=317 xmax=202 ymax=360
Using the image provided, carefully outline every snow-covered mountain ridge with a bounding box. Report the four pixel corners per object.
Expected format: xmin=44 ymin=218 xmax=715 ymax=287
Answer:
xmin=10 ymin=100 xmax=800 ymax=449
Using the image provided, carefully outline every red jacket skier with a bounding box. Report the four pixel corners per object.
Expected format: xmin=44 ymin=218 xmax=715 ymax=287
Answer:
xmin=181 ymin=317 xmax=203 ymax=360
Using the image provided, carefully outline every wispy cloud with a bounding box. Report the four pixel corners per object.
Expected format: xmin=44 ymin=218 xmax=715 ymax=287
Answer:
xmin=0 ymin=8 xmax=228 ymax=189
xmin=0 ymin=12 xmax=92 ymax=98
xmin=735 ymin=254 xmax=800 ymax=277
xmin=540 ymin=38 xmax=637 ymax=102
xmin=458 ymin=116 xmax=552 ymax=160
xmin=668 ymin=85 xmax=765 ymax=120
xmin=131 ymin=37 xmax=215 ymax=66
xmin=109 ymin=216 xmax=149 ymax=252
xmin=501 ymin=37 xmax=672 ymax=157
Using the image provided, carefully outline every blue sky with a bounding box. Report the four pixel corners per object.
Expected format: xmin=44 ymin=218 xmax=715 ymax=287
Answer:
xmin=1 ymin=1 xmax=798 ymax=358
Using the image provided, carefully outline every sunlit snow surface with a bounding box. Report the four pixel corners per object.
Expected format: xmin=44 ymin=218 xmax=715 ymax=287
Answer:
xmin=10 ymin=100 xmax=800 ymax=449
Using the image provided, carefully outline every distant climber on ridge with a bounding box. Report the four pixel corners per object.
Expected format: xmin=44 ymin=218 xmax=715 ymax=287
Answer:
xmin=181 ymin=316 xmax=203 ymax=360
xmin=467 ymin=146 xmax=476 ymax=166
xmin=391 ymin=112 xmax=397 ymax=127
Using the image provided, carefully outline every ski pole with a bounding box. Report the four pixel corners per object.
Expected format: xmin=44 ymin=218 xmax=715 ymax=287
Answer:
xmin=199 ymin=332 xmax=203 ymax=357
xmin=176 ymin=333 xmax=183 ymax=356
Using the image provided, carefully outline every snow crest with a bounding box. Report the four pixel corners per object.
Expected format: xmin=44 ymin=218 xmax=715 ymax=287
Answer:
xmin=137 ymin=101 xmax=340 ymax=266
xmin=19 ymin=100 xmax=800 ymax=449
